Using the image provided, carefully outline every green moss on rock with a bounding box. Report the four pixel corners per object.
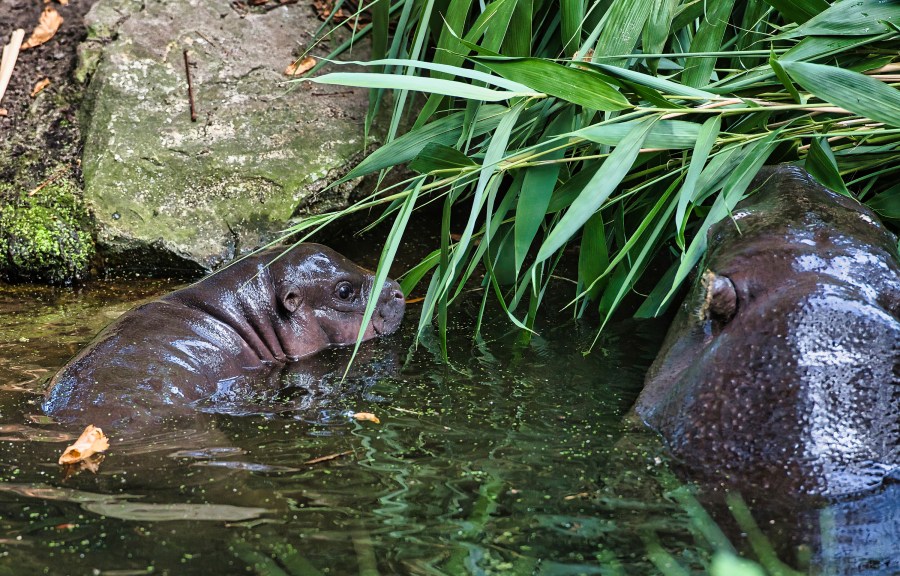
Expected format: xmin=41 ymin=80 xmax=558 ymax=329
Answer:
xmin=0 ymin=178 xmax=95 ymax=284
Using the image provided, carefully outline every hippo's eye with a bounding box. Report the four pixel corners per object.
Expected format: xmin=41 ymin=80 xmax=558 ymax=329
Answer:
xmin=700 ymin=270 xmax=737 ymax=323
xmin=336 ymin=281 xmax=354 ymax=300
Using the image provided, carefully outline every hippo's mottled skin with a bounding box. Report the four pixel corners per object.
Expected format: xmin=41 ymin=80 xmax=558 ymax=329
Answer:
xmin=44 ymin=244 xmax=405 ymax=429
xmin=635 ymin=165 xmax=900 ymax=497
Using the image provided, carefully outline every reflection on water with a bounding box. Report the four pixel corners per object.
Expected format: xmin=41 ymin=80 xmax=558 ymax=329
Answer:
xmin=0 ymin=279 xmax=896 ymax=574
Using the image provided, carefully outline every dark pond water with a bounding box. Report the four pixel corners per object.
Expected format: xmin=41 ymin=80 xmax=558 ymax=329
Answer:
xmin=0 ymin=270 xmax=896 ymax=575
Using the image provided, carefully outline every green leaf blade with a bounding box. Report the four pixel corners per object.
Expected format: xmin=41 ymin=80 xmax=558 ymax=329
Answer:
xmin=535 ymin=116 xmax=659 ymax=265
xmin=473 ymin=57 xmax=631 ymax=111
xmin=780 ymin=61 xmax=900 ymax=128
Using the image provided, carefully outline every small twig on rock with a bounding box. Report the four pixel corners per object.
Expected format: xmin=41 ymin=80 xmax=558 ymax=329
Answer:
xmin=183 ymin=49 xmax=197 ymax=122
xmin=0 ymin=29 xmax=26 ymax=107
xmin=311 ymin=90 xmax=356 ymax=97
xmin=263 ymin=0 xmax=299 ymax=11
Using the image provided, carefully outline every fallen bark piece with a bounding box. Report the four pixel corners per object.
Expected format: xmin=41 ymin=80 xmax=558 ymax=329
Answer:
xmin=31 ymin=77 xmax=50 ymax=97
xmin=59 ymin=425 xmax=110 ymax=465
xmin=284 ymin=56 xmax=315 ymax=76
xmin=22 ymin=7 xmax=64 ymax=50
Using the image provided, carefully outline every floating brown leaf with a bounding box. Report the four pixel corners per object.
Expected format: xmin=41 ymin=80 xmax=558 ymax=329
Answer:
xmin=30 ymin=77 xmax=50 ymax=97
xmin=22 ymin=7 xmax=64 ymax=50
xmin=352 ymin=412 xmax=380 ymax=424
xmin=59 ymin=425 xmax=109 ymax=465
xmin=284 ymin=56 xmax=316 ymax=77
xmin=62 ymin=454 xmax=105 ymax=479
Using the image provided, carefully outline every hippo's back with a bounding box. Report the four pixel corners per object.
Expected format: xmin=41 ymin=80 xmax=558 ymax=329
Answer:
xmin=43 ymin=300 xmax=253 ymax=428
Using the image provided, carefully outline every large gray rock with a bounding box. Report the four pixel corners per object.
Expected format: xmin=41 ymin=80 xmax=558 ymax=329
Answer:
xmin=80 ymin=0 xmax=375 ymax=274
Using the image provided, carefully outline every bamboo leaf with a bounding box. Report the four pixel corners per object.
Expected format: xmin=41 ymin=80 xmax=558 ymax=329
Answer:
xmin=588 ymin=63 xmax=716 ymax=99
xmin=325 ymin=58 xmax=536 ymax=92
xmin=347 ymin=178 xmax=422 ymax=373
xmin=779 ymin=0 xmax=900 ymax=36
xmin=675 ymin=116 xmax=720 ymax=249
xmin=805 ymin=138 xmax=851 ymax=197
xmin=432 ymin=0 xmax=474 ymax=79
xmin=761 ymin=0 xmax=827 ymax=24
xmin=343 ymin=105 xmax=507 ymax=180
xmin=867 ymin=182 xmax=900 ymax=221
xmin=502 ymin=0 xmax=533 ymax=56
xmin=643 ymin=0 xmax=677 ymax=73
xmin=306 ymin=72 xmax=541 ymax=101
xmin=482 ymin=0 xmax=519 ymax=52
xmin=593 ymin=179 xmax=679 ymax=331
xmin=399 ymin=249 xmax=440 ymax=296
xmin=732 ymin=0 xmax=770 ymax=70
xmin=514 ymin=108 xmax=574 ymax=274
xmin=575 ymin=118 xmax=700 ymax=149
xmin=560 ymin=0 xmax=585 ymax=54
xmin=592 ymin=0 xmax=654 ymax=66
xmin=472 ymin=57 xmax=631 ymax=110
xmin=548 ymin=164 xmax=601 ymax=213
xmin=657 ymin=131 xmax=780 ymax=312
xmin=535 ymin=116 xmax=659 ymax=265
xmin=578 ymin=212 xmax=609 ymax=301
xmin=768 ymin=54 xmax=801 ymax=104
xmin=780 ymin=61 xmax=900 ymax=128
xmin=682 ymin=0 xmax=736 ymax=88
xmin=409 ymin=142 xmax=477 ymax=173
xmin=420 ymin=104 xmax=525 ymax=335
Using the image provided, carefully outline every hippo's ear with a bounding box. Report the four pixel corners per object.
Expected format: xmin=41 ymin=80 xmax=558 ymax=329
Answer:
xmin=279 ymin=286 xmax=303 ymax=313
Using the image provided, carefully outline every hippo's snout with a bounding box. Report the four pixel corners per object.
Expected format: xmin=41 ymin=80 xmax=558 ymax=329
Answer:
xmin=375 ymin=279 xmax=405 ymax=336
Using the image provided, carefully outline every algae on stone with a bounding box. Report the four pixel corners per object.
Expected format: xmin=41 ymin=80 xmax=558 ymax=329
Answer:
xmin=79 ymin=0 xmax=381 ymax=274
xmin=0 ymin=179 xmax=95 ymax=285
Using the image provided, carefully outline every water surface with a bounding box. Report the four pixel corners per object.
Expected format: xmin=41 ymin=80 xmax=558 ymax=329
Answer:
xmin=0 ymin=276 xmax=894 ymax=575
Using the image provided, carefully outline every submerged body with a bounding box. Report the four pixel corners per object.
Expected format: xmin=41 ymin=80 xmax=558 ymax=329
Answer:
xmin=636 ymin=165 xmax=899 ymax=497
xmin=44 ymin=244 xmax=405 ymax=429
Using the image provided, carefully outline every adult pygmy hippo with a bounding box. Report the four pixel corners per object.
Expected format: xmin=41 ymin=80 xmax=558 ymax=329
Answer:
xmin=635 ymin=165 xmax=899 ymax=498
xmin=44 ymin=244 xmax=405 ymax=429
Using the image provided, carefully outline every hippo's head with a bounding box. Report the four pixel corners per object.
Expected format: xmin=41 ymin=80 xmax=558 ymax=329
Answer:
xmin=635 ymin=166 xmax=900 ymax=497
xmin=264 ymin=244 xmax=406 ymax=358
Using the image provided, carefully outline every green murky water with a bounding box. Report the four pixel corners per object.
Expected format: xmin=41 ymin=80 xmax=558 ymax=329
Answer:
xmin=0 ymin=275 xmax=895 ymax=575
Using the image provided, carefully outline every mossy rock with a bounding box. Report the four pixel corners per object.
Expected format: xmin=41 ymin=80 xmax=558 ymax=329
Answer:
xmin=0 ymin=179 xmax=95 ymax=284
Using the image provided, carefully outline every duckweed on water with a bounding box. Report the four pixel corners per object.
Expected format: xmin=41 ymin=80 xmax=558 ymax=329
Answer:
xmin=0 ymin=176 xmax=94 ymax=284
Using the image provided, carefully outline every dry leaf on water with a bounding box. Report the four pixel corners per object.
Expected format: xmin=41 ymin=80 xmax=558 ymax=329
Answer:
xmin=284 ymin=56 xmax=316 ymax=77
xmin=22 ymin=7 xmax=64 ymax=50
xmin=31 ymin=77 xmax=50 ymax=97
xmin=352 ymin=412 xmax=380 ymax=424
xmin=59 ymin=424 xmax=110 ymax=465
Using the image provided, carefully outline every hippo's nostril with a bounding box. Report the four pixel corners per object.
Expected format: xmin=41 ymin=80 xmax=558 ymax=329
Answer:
xmin=392 ymin=289 xmax=404 ymax=301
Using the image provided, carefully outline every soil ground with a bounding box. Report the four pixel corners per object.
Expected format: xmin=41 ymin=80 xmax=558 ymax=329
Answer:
xmin=0 ymin=0 xmax=96 ymax=189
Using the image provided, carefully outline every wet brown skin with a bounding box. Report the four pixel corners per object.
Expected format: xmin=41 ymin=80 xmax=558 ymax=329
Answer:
xmin=43 ymin=244 xmax=405 ymax=430
xmin=635 ymin=165 xmax=900 ymax=498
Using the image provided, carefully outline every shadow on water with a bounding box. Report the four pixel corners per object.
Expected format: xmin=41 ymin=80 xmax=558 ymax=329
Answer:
xmin=0 ymin=275 xmax=896 ymax=574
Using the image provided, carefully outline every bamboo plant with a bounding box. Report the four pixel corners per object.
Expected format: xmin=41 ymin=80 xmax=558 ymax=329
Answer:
xmin=289 ymin=0 xmax=900 ymax=357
